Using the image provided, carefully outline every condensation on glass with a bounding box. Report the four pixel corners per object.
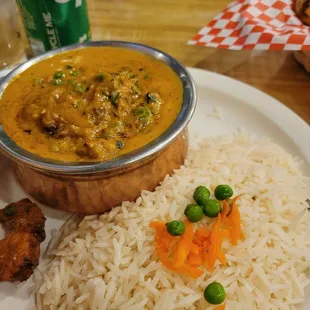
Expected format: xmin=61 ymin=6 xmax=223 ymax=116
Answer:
xmin=0 ymin=1 xmax=26 ymax=78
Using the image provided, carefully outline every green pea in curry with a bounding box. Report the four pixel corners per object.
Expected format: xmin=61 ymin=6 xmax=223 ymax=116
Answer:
xmin=0 ymin=47 xmax=183 ymax=162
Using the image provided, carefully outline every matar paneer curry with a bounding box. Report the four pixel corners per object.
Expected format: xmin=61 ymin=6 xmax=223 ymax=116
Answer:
xmin=0 ymin=47 xmax=183 ymax=161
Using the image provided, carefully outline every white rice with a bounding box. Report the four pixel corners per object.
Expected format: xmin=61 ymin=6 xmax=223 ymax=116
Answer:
xmin=34 ymin=134 xmax=310 ymax=310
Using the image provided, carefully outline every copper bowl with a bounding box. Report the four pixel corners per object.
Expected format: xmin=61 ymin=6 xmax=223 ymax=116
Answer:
xmin=0 ymin=41 xmax=196 ymax=214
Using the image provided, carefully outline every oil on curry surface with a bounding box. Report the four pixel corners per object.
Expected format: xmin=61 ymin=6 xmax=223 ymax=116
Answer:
xmin=0 ymin=47 xmax=183 ymax=162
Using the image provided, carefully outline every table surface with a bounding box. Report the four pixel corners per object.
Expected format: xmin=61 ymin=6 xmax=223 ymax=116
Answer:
xmin=87 ymin=0 xmax=310 ymax=124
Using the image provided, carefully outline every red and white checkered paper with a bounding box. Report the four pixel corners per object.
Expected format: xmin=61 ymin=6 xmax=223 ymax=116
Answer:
xmin=188 ymin=0 xmax=310 ymax=50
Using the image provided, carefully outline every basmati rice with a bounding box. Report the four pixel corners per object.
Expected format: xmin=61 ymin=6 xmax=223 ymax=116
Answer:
xmin=34 ymin=134 xmax=310 ymax=310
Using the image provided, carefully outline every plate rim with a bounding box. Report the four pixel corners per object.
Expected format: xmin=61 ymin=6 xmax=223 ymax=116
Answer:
xmin=188 ymin=67 xmax=310 ymax=164
xmin=1 ymin=67 xmax=309 ymax=309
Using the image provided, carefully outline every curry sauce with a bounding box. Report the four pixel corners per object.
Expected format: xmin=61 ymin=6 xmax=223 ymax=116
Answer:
xmin=0 ymin=47 xmax=183 ymax=162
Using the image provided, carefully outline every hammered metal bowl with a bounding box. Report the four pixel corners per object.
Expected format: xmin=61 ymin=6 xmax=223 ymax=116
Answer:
xmin=0 ymin=41 xmax=196 ymax=214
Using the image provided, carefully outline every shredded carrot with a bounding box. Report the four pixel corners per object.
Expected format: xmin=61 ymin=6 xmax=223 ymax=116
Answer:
xmin=204 ymin=213 xmax=222 ymax=271
xmin=203 ymin=240 xmax=212 ymax=272
xmin=215 ymin=230 xmax=227 ymax=265
xmin=217 ymin=249 xmax=227 ymax=265
xmin=221 ymin=229 xmax=231 ymax=239
xmin=227 ymin=196 xmax=241 ymax=245
xmin=187 ymin=252 xmax=202 ymax=267
xmin=149 ymin=195 xmax=244 ymax=279
xmin=176 ymin=264 xmax=203 ymax=278
xmin=190 ymin=243 xmax=200 ymax=255
xmin=156 ymin=247 xmax=174 ymax=269
xmin=194 ymin=227 xmax=211 ymax=240
xmin=149 ymin=221 xmax=175 ymax=252
xmin=222 ymin=200 xmax=229 ymax=219
xmin=192 ymin=227 xmax=210 ymax=249
xmin=174 ymin=220 xmax=194 ymax=268
xmin=149 ymin=221 xmax=165 ymax=230
xmin=214 ymin=304 xmax=226 ymax=310
xmin=192 ymin=236 xmax=203 ymax=247
xmin=149 ymin=220 xmax=202 ymax=278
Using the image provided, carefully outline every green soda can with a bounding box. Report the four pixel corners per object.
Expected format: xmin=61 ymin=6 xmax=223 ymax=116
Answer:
xmin=16 ymin=0 xmax=91 ymax=55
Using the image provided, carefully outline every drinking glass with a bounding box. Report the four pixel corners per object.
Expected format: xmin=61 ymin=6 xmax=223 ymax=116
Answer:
xmin=0 ymin=0 xmax=26 ymax=78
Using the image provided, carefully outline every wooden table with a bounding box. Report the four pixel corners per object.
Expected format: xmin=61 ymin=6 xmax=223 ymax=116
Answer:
xmin=88 ymin=0 xmax=310 ymax=124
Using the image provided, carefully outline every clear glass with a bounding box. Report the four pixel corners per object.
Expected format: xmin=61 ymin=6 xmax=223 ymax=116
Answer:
xmin=0 ymin=0 xmax=26 ymax=78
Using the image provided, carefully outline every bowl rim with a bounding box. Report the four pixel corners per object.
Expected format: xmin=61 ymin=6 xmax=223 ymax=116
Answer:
xmin=0 ymin=40 xmax=197 ymax=175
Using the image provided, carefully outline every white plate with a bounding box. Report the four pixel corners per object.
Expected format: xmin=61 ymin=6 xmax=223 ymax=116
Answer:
xmin=0 ymin=68 xmax=309 ymax=309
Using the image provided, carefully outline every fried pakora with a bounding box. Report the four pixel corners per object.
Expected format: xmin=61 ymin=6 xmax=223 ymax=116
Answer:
xmin=0 ymin=198 xmax=46 ymax=242
xmin=0 ymin=198 xmax=46 ymax=282
xmin=0 ymin=232 xmax=40 ymax=281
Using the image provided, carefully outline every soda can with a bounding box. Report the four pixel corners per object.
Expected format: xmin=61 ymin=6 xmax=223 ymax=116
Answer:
xmin=16 ymin=0 xmax=91 ymax=55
